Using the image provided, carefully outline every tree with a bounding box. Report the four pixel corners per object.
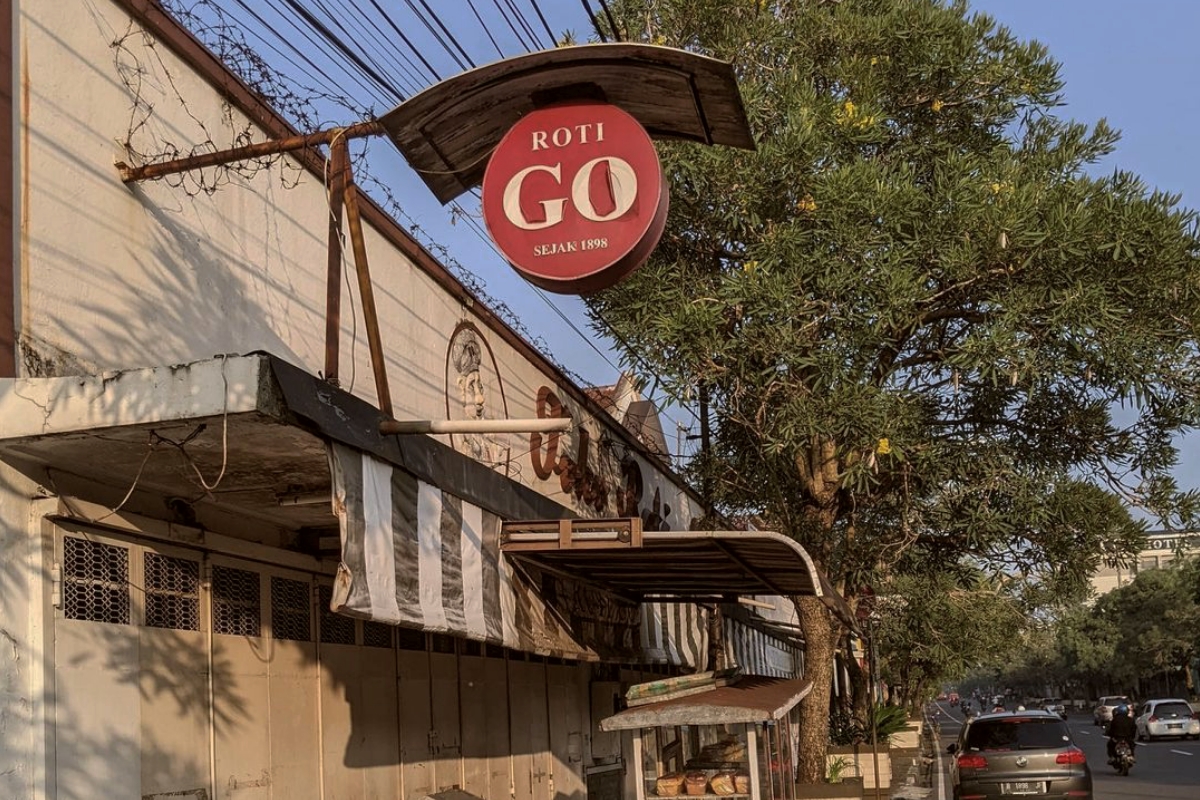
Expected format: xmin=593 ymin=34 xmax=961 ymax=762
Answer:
xmin=1096 ymin=561 xmax=1200 ymax=695
xmin=590 ymin=0 xmax=1200 ymax=780
xmin=872 ymin=568 xmax=1024 ymax=713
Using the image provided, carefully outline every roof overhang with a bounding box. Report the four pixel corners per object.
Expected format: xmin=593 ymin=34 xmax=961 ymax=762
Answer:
xmin=378 ymin=43 xmax=756 ymax=204
xmin=0 ymin=354 xmax=570 ymax=542
xmin=599 ymin=676 xmax=813 ymax=730
xmin=501 ymin=519 xmax=856 ymax=629
xmin=0 ymin=354 xmax=338 ymax=535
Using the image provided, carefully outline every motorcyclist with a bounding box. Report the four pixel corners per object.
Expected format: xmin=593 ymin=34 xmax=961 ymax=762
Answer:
xmin=1106 ymin=704 xmax=1137 ymax=762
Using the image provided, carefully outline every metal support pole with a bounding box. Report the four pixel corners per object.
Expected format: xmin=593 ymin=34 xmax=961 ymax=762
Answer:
xmin=324 ymin=134 xmax=348 ymax=384
xmin=342 ymin=160 xmax=392 ymax=417
xmin=868 ymin=623 xmax=883 ymax=800
xmin=115 ymin=121 xmax=385 ymax=183
xmin=379 ymin=418 xmax=572 ymax=436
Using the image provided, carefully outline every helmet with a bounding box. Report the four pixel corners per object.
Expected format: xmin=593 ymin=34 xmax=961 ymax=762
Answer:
xmin=1015 ymin=705 xmax=1026 ymax=711
xmin=1115 ymin=704 xmax=1129 ymax=716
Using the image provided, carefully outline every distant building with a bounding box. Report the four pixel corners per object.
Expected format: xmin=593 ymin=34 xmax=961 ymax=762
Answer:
xmin=1090 ymin=531 xmax=1200 ymax=595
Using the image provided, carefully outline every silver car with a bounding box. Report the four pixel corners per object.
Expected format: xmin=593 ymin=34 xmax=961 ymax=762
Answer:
xmin=1134 ymin=698 xmax=1200 ymax=741
xmin=948 ymin=710 xmax=1092 ymax=800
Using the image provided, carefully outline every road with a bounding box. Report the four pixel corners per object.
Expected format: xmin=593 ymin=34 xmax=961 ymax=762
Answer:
xmin=929 ymin=701 xmax=1200 ymax=799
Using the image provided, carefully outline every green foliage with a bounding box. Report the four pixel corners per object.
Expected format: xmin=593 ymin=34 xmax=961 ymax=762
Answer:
xmin=828 ymin=703 xmax=910 ymax=747
xmin=872 ymin=704 xmax=911 ymax=738
xmin=998 ymin=556 xmax=1200 ymax=695
xmin=593 ymin=0 xmax=1199 ymax=572
xmin=591 ymin=0 xmax=1200 ymax=780
xmin=872 ymin=566 xmax=1025 ymax=705
xmin=826 ymin=755 xmax=853 ymax=783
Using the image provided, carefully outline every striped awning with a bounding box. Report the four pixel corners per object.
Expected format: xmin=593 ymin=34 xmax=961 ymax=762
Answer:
xmin=327 ymin=442 xmax=709 ymax=667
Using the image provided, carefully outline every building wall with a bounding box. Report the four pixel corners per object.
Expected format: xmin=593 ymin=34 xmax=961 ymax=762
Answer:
xmin=0 ymin=3 xmax=732 ymax=799
xmin=36 ymin=512 xmax=659 ymax=800
xmin=1090 ymin=531 xmax=1200 ymax=595
xmin=16 ymin=0 xmax=700 ymax=530
xmin=0 ymin=465 xmax=51 ymax=800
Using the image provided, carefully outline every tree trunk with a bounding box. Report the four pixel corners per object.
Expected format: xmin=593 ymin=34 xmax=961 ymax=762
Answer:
xmin=843 ymin=635 xmax=870 ymax=725
xmin=795 ymin=595 xmax=842 ymax=783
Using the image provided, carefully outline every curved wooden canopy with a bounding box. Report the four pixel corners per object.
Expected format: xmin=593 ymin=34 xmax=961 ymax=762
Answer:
xmin=378 ymin=43 xmax=755 ymax=204
xmin=501 ymin=523 xmax=857 ymax=630
xmin=600 ymin=676 xmax=813 ymax=730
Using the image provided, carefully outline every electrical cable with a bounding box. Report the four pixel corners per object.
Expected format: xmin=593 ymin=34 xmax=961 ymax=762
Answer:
xmin=364 ymin=0 xmax=444 ymax=82
xmin=579 ymin=0 xmax=607 ymax=42
xmin=310 ymin=0 xmax=426 ymax=96
xmin=277 ymin=0 xmax=402 ymax=102
xmin=225 ymin=0 xmax=374 ymax=104
xmin=467 ymin=0 xmax=506 ymax=59
xmin=414 ymin=0 xmax=477 ymax=69
xmin=490 ymin=0 xmax=535 ymax=52
xmin=598 ymin=0 xmax=622 ymax=41
xmin=502 ymin=0 xmax=543 ymax=49
xmin=527 ymin=0 xmax=557 ymax=46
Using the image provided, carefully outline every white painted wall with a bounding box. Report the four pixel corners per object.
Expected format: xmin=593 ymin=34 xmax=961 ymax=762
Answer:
xmin=0 ymin=468 xmax=53 ymax=800
xmin=17 ymin=0 xmax=700 ymax=528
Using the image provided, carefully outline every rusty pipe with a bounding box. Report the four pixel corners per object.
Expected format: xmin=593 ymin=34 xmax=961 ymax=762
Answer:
xmin=116 ymin=121 xmax=384 ymax=183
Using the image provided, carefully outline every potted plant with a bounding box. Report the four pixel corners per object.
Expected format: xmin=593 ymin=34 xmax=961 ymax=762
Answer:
xmin=826 ymin=755 xmax=853 ymax=784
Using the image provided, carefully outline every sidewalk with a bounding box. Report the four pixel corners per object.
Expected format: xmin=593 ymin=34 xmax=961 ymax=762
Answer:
xmin=886 ymin=712 xmax=941 ymax=800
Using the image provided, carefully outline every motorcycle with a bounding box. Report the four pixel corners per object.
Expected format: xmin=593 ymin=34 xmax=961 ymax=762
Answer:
xmin=1109 ymin=738 xmax=1135 ymax=776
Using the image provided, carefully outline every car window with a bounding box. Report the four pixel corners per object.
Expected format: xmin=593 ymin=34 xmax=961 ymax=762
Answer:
xmin=1153 ymin=702 xmax=1193 ymax=718
xmin=964 ymin=718 xmax=1070 ymax=751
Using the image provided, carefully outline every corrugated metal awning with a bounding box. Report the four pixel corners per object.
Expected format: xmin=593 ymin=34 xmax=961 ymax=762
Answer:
xmin=501 ymin=520 xmax=856 ymax=630
xmin=599 ymin=676 xmax=813 ymax=730
xmin=378 ymin=43 xmax=755 ymax=204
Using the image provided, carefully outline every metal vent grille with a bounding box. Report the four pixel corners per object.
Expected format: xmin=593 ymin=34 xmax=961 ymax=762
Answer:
xmin=212 ymin=566 xmax=261 ymax=637
xmin=318 ymin=585 xmax=355 ymax=645
xmin=63 ymin=537 xmax=130 ymax=624
xmin=397 ymin=627 xmax=427 ymax=651
xmin=362 ymin=620 xmax=394 ymax=649
xmin=271 ymin=576 xmax=312 ymax=642
xmin=144 ymin=552 xmax=200 ymax=631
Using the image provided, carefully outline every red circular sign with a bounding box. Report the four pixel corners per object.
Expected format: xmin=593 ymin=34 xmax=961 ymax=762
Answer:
xmin=482 ymin=101 xmax=668 ymax=294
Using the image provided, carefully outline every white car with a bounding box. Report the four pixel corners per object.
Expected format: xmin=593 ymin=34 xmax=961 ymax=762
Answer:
xmin=1134 ymin=698 xmax=1200 ymax=741
xmin=1093 ymin=695 xmax=1131 ymax=726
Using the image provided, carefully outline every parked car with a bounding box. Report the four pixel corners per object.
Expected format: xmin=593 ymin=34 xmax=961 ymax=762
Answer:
xmin=948 ymin=709 xmax=1092 ymax=799
xmin=1134 ymin=698 xmax=1200 ymax=741
xmin=1093 ymin=695 xmax=1131 ymax=726
xmin=1039 ymin=697 xmax=1068 ymax=719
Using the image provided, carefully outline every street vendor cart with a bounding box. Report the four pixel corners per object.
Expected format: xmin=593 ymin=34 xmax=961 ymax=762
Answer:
xmin=600 ymin=676 xmax=813 ymax=800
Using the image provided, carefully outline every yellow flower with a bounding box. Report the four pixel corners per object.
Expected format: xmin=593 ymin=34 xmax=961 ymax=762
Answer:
xmin=876 ymin=438 xmax=891 ymax=455
xmin=870 ymin=56 xmax=878 ymax=66
xmin=930 ymin=98 xmax=944 ymax=113
xmin=743 ymin=260 xmax=758 ymax=273
xmin=797 ymin=194 xmax=817 ymax=213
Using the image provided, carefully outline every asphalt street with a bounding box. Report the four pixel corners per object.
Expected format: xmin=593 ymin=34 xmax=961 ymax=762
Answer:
xmin=929 ymin=701 xmax=1200 ymax=799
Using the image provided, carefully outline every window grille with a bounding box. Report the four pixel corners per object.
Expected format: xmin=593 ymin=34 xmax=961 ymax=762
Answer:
xmin=212 ymin=565 xmax=261 ymax=636
xmin=397 ymin=627 xmax=427 ymax=651
xmin=271 ymin=576 xmax=312 ymax=642
xmin=362 ymin=620 xmax=394 ymax=649
xmin=318 ymin=585 xmax=355 ymax=645
xmin=63 ymin=536 xmax=130 ymax=624
xmin=430 ymin=633 xmax=456 ymax=654
xmin=144 ymin=552 xmax=200 ymax=631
